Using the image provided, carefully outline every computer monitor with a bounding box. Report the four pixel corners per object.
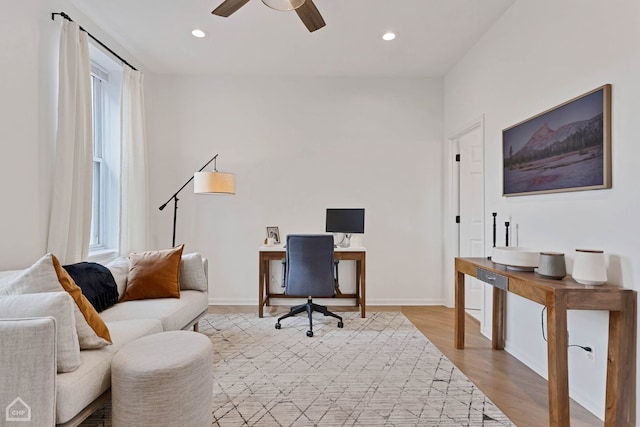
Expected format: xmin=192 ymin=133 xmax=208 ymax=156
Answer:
xmin=326 ymin=208 xmax=364 ymax=247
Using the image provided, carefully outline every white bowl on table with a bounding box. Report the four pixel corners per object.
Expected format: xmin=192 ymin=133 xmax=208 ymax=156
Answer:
xmin=491 ymin=247 xmax=540 ymax=271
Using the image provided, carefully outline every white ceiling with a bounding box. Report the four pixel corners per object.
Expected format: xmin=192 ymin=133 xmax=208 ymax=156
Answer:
xmin=70 ymin=0 xmax=515 ymax=77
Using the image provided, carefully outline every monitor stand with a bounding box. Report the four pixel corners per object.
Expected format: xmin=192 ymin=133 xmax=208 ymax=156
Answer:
xmin=335 ymin=233 xmax=352 ymax=248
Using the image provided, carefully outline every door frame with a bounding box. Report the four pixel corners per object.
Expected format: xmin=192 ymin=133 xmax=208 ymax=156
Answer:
xmin=443 ymin=116 xmax=486 ymax=311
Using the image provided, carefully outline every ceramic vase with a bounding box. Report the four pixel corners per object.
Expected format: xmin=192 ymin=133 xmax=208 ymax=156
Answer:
xmin=572 ymin=249 xmax=607 ymax=286
xmin=536 ymin=252 xmax=566 ymax=279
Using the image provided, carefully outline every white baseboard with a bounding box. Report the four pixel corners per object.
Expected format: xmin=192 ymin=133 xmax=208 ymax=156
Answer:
xmin=365 ymin=298 xmax=446 ymax=306
xmin=208 ymin=298 xmax=255 ymax=305
xmin=208 ymin=297 xmax=446 ymax=306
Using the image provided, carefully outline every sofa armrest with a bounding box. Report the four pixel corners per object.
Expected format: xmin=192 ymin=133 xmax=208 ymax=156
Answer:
xmin=0 ymin=317 xmax=56 ymax=426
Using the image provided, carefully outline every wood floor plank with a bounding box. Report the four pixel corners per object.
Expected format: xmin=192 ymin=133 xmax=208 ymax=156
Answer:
xmin=208 ymin=305 xmax=602 ymax=426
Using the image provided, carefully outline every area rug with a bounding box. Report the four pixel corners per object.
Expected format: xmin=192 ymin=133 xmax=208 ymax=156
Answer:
xmin=81 ymin=311 xmax=513 ymax=426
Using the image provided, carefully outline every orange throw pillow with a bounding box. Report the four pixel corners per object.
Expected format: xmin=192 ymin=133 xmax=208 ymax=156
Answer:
xmin=52 ymin=255 xmax=112 ymax=345
xmin=122 ymin=245 xmax=184 ymax=301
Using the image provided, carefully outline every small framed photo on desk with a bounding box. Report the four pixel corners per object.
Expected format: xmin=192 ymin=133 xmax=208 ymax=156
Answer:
xmin=266 ymin=226 xmax=281 ymax=244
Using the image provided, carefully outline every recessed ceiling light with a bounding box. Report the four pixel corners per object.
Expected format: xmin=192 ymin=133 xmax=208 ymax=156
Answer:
xmin=191 ymin=29 xmax=207 ymax=38
xmin=382 ymin=32 xmax=396 ymax=41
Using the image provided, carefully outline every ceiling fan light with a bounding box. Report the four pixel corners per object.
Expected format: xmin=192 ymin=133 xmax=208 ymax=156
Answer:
xmin=262 ymin=0 xmax=305 ymax=11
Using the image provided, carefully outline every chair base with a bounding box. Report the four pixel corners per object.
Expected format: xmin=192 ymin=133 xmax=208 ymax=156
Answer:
xmin=275 ymin=298 xmax=343 ymax=337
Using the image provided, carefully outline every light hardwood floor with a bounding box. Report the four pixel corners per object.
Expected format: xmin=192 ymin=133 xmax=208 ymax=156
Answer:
xmin=208 ymin=305 xmax=602 ymax=426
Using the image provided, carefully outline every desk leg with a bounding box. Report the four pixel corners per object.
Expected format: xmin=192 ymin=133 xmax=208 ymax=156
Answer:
xmin=454 ymin=270 xmax=465 ymax=349
xmin=360 ymin=256 xmax=366 ymax=318
xmin=258 ymin=255 xmax=265 ymax=318
xmin=264 ymin=261 xmax=271 ymax=308
xmin=546 ymin=293 xmax=570 ymax=427
xmin=492 ymin=287 xmax=506 ymax=350
xmin=355 ymin=260 xmax=361 ymax=308
xmin=604 ymin=293 xmax=637 ymax=426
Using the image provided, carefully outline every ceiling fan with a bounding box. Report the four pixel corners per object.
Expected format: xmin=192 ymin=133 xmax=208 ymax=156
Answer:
xmin=212 ymin=0 xmax=326 ymax=32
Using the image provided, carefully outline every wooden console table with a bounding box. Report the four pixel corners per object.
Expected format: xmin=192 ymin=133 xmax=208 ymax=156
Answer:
xmin=259 ymin=246 xmax=366 ymax=318
xmin=454 ymin=257 xmax=637 ymax=426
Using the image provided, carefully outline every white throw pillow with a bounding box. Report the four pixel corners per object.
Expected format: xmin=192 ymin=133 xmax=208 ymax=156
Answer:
xmin=0 ymin=270 xmax=22 ymax=291
xmin=0 ymin=292 xmax=81 ymax=372
xmin=105 ymin=257 xmax=129 ymax=300
xmin=179 ymin=253 xmax=207 ymax=292
xmin=0 ymin=253 xmax=61 ymax=296
xmin=1 ymin=253 xmax=110 ymax=349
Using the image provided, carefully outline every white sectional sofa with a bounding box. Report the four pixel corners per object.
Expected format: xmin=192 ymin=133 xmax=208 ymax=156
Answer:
xmin=0 ymin=252 xmax=209 ymax=427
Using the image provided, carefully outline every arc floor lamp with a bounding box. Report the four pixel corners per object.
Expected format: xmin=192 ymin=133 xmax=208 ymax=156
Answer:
xmin=159 ymin=154 xmax=235 ymax=247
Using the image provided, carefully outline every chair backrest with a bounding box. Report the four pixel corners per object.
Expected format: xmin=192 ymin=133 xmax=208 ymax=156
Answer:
xmin=284 ymin=234 xmax=335 ymax=297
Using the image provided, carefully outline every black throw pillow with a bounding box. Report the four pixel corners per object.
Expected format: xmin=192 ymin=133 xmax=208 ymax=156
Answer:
xmin=63 ymin=262 xmax=119 ymax=312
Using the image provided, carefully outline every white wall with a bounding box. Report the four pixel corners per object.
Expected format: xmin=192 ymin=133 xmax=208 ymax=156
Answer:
xmin=0 ymin=1 xmax=54 ymax=268
xmin=144 ymin=75 xmax=445 ymax=306
xmin=2 ymin=3 xmax=445 ymax=303
xmin=444 ymin=0 xmax=640 ymax=419
xmin=0 ymin=0 xmax=142 ymax=270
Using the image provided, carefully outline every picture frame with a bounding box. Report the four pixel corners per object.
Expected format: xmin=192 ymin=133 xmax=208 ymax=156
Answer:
xmin=502 ymin=84 xmax=611 ymax=196
xmin=266 ymin=226 xmax=280 ymax=244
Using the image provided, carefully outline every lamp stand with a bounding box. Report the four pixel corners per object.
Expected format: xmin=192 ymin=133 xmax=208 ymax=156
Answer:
xmin=159 ymin=154 xmax=219 ymax=247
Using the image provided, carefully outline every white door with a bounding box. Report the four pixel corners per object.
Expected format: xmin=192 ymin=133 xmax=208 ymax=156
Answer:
xmin=457 ymin=124 xmax=484 ymax=319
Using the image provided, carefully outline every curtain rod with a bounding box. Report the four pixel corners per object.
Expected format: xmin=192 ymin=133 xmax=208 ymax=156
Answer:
xmin=51 ymin=12 xmax=138 ymax=71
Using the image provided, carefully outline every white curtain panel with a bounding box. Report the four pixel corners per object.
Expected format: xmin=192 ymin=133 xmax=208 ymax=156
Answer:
xmin=47 ymin=21 xmax=93 ymax=264
xmin=119 ymin=67 xmax=149 ymax=254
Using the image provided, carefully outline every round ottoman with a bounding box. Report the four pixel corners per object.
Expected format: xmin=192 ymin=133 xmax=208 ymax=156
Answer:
xmin=111 ymin=331 xmax=213 ymax=427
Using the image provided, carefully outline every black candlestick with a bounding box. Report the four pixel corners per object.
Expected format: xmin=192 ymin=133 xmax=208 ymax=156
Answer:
xmin=492 ymin=212 xmax=497 ymax=247
xmin=505 ymin=221 xmax=510 ymax=247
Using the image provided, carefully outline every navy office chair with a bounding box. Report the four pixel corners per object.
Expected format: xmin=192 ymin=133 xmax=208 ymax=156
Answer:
xmin=275 ymin=235 xmax=344 ymax=337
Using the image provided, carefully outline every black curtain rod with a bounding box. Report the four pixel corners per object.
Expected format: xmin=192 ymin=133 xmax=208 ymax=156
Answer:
xmin=51 ymin=12 xmax=138 ymax=71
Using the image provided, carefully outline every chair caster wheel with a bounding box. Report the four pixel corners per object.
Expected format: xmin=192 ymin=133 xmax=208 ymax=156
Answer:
xmin=275 ymin=323 xmax=281 ymax=329
xmin=306 ymin=330 xmax=313 ymax=337
xmin=337 ymin=321 xmax=344 ymax=328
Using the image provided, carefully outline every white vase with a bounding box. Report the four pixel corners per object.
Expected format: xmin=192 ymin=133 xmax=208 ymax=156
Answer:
xmin=572 ymin=249 xmax=607 ymax=286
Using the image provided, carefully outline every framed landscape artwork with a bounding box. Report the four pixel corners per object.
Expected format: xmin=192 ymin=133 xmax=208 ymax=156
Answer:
xmin=502 ymin=84 xmax=611 ymax=196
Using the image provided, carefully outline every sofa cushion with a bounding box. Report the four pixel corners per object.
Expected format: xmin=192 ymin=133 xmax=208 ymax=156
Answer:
xmin=100 ymin=290 xmax=208 ymax=331
xmin=52 ymin=255 xmax=112 ymax=348
xmin=0 ymin=253 xmax=61 ymax=295
xmin=63 ymin=262 xmax=119 ymax=312
xmin=122 ymin=245 xmax=184 ymax=301
xmin=0 ymin=270 xmax=22 ymax=289
xmin=1 ymin=253 xmax=112 ymax=350
xmin=0 ymin=292 xmax=80 ymax=373
xmin=105 ymin=257 xmax=129 ymax=300
xmin=55 ymin=318 xmax=163 ymax=424
xmin=179 ymin=253 xmax=208 ymax=292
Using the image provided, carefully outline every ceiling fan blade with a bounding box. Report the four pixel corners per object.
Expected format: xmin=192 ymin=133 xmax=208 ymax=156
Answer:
xmin=212 ymin=0 xmax=251 ymax=17
xmin=295 ymin=0 xmax=326 ymax=32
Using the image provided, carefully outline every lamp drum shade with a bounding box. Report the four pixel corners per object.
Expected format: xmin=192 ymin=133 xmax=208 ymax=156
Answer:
xmin=262 ymin=0 xmax=305 ymax=11
xmin=194 ymin=171 xmax=235 ymax=194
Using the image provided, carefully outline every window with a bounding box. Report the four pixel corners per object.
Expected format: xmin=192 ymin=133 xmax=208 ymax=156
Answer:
xmin=88 ymin=44 xmax=122 ymax=261
xmin=90 ymin=64 xmax=106 ymax=248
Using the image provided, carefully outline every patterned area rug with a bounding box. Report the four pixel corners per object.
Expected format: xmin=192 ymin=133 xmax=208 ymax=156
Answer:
xmin=81 ymin=312 xmax=513 ymax=426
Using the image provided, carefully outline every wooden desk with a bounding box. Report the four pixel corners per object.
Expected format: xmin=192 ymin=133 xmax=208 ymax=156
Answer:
xmin=455 ymin=257 xmax=637 ymax=427
xmin=259 ymin=246 xmax=366 ymax=318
